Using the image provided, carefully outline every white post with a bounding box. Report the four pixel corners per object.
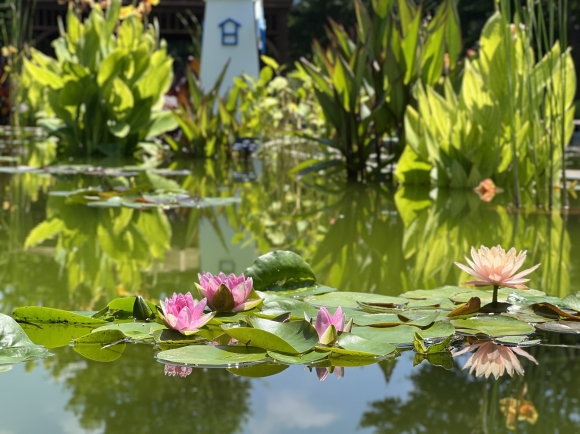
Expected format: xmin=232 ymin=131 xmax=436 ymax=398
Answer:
xmin=200 ymin=0 xmax=261 ymax=97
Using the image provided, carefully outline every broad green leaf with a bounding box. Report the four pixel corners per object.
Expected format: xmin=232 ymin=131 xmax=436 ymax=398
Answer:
xmin=451 ymin=315 xmax=535 ymax=337
xmin=414 ymin=332 xmax=453 ymax=354
xmin=13 ymin=307 xmax=107 ymax=325
xmin=244 ymin=250 xmax=316 ymax=291
xmin=224 ymin=318 xmax=318 ymax=355
xmin=73 ymin=342 xmax=126 ymax=362
xmin=263 ymin=285 xmax=337 ymax=298
xmin=227 ymin=362 xmax=288 ymax=378
xmin=153 ymin=329 xmax=208 ymax=345
xmin=92 ymin=323 xmax=165 ymax=340
xmin=20 ymin=323 xmax=95 ymax=349
xmin=268 ymin=350 xmax=329 ymax=364
xmin=157 ymin=345 xmax=267 ymax=366
xmin=334 ymin=334 xmax=396 ymax=357
xmin=259 ymin=295 xmax=319 ymax=319
xmin=351 ymin=321 xmax=454 ymax=346
xmin=74 ymin=329 xmax=127 ymax=344
xmin=304 ymin=292 xmax=408 ymax=309
xmin=24 ymin=219 xmax=64 ymax=249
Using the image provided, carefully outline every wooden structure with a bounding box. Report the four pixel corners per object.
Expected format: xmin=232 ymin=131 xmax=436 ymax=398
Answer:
xmin=30 ymin=0 xmax=292 ymax=64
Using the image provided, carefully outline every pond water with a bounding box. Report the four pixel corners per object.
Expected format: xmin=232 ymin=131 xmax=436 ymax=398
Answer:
xmin=1 ymin=155 xmax=580 ymax=433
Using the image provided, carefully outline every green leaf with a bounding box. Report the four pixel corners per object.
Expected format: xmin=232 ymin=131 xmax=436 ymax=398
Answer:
xmin=145 ymin=110 xmax=178 ymax=139
xmin=413 ymin=332 xmax=453 ymax=354
xmin=224 ymin=318 xmax=318 ymax=354
xmin=334 ymin=334 xmax=396 ymax=357
xmin=74 ymin=329 xmax=127 ymax=344
xmin=157 ymin=345 xmax=267 ymax=366
xmin=259 ymin=295 xmax=319 ymax=319
xmin=244 ymin=250 xmax=316 ymax=291
xmin=20 ymin=323 xmax=95 ymax=349
xmin=73 ymin=342 xmax=126 ymax=362
xmin=451 ymin=315 xmax=535 ymax=337
xmin=153 ymin=329 xmax=208 ymax=345
xmin=92 ymin=323 xmax=165 ymax=341
xmin=304 ymin=292 xmax=408 ymax=309
xmin=262 ymin=285 xmax=337 ymax=298
xmin=13 ymin=307 xmax=107 ymax=325
xmin=0 ymin=314 xmax=50 ymax=365
xmin=267 ymin=350 xmax=329 ymax=364
xmin=23 ymin=219 xmax=64 ymax=249
xmin=227 ymin=362 xmax=288 ymax=378
xmin=351 ymin=321 xmax=454 ymax=346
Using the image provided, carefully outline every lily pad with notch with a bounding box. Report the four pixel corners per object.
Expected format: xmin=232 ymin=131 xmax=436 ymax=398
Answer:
xmin=157 ymin=345 xmax=267 ymax=367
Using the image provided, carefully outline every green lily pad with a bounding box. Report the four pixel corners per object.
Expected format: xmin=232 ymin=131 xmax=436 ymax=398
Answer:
xmin=263 ymin=285 xmax=337 ymax=298
xmin=407 ymin=298 xmax=456 ymax=309
xmin=507 ymin=293 xmax=565 ymax=307
xmin=328 ymin=353 xmax=389 ymax=367
xmin=0 ymin=314 xmax=50 ymax=365
xmin=74 ymin=329 xmax=127 ymax=345
xmin=224 ymin=318 xmax=318 ymax=355
xmin=399 ymin=286 xmax=473 ymax=300
xmin=152 ymin=329 xmax=207 ymax=345
xmin=227 ymin=362 xmax=288 ymax=378
xmin=304 ymin=292 xmax=408 ymax=309
xmin=73 ymin=342 xmax=126 ymax=362
xmin=94 ymin=297 xmax=158 ymax=320
xmin=20 ymin=323 xmax=95 ymax=348
xmin=92 ymin=322 xmax=166 ymax=340
xmin=451 ymin=315 xmax=535 ymax=337
xmin=268 ymin=350 xmax=329 ymax=365
xmin=258 ymin=295 xmax=319 ymax=319
xmin=349 ymin=311 xmax=439 ymax=328
xmin=244 ymin=250 xmax=316 ymax=291
xmin=157 ymin=345 xmax=267 ymax=366
xmin=350 ymin=321 xmax=454 ymax=346
xmin=414 ymin=333 xmax=453 ymax=354
xmin=334 ymin=334 xmax=396 ymax=357
xmin=562 ymin=292 xmax=580 ymax=312
xmin=535 ymin=321 xmax=580 ymax=334
xmin=413 ymin=352 xmax=454 ymax=370
xmin=13 ymin=307 xmax=107 ymax=325
xmin=493 ymin=335 xmax=541 ymax=346
xmin=213 ymin=309 xmax=261 ymax=323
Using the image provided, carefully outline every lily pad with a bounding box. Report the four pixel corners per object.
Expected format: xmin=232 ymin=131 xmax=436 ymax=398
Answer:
xmin=451 ymin=315 xmax=535 ymax=337
xmin=12 ymin=307 xmax=107 ymax=325
xmin=74 ymin=329 xmax=127 ymax=345
xmin=535 ymin=321 xmax=580 ymax=334
xmin=157 ymin=345 xmax=267 ymax=366
xmin=399 ymin=286 xmax=473 ymax=300
xmin=493 ymin=336 xmax=541 ymax=346
xmin=413 ymin=352 xmax=454 ymax=370
xmin=304 ymin=292 xmax=408 ymax=309
xmin=258 ymin=295 xmax=319 ymax=319
xmin=73 ymin=342 xmax=126 ymax=362
xmin=562 ymin=292 xmax=580 ymax=312
xmin=92 ymin=322 xmax=166 ymax=340
xmin=227 ymin=362 xmax=289 ymax=378
xmin=20 ymin=323 xmax=96 ymax=348
xmin=152 ymin=329 xmax=208 ymax=345
xmin=263 ymin=285 xmax=337 ymax=298
xmin=244 ymin=251 xmax=316 ymax=291
xmin=0 ymin=314 xmax=50 ymax=365
xmin=350 ymin=321 xmax=454 ymax=346
xmin=334 ymin=334 xmax=396 ymax=357
xmin=224 ymin=318 xmax=318 ymax=355
xmin=268 ymin=350 xmax=329 ymax=364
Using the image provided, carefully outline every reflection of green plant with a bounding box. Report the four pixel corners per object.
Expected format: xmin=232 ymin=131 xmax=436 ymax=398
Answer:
xmin=24 ymin=179 xmax=172 ymax=301
xmin=297 ymin=0 xmax=461 ymax=181
xmin=22 ymin=0 xmax=176 ymax=157
xmin=396 ymin=11 xmax=576 ymax=193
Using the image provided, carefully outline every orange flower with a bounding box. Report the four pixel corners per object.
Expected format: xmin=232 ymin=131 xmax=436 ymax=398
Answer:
xmin=474 ymin=178 xmax=498 ymax=202
xmin=455 ymin=245 xmax=540 ymax=289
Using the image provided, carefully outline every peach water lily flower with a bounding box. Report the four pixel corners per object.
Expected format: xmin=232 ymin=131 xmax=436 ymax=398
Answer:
xmin=453 ymin=341 xmax=538 ymax=379
xmin=159 ymin=292 xmax=215 ymax=335
xmin=196 ymin=272 xmax=262 ymax=312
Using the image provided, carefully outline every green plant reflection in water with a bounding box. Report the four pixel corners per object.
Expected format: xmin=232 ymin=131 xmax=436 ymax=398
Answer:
xmin=34 ymin=345 xmax=251 ymax=434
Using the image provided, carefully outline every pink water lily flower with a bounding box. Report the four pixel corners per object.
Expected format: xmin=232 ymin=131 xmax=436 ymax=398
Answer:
xmin=196 ymin=272 xmax=262 ymax=312
xmin=306 ymin=307 xmax=347 ymax=345
xmin=453 ymin=341 xmax=538 ymax=379
xmin=455 ymin=245 xmax=540 ymax=290
xmin=160 ymin=292 xmax=215 ymax=335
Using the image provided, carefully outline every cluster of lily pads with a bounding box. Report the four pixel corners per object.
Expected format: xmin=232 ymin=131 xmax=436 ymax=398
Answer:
xmin=2 ymin=249 xmax=579 ymax=379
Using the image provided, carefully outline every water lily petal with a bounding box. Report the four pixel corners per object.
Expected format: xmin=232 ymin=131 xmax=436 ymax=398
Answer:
xmin=315 ymin=307 xmax=332 ymax=340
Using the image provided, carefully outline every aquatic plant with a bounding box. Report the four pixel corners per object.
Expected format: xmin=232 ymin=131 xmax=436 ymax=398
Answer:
xmin=196 ymin=272 xmax=261 ymax=312
xmin=455 ymin=245 xmax=541 ymax=307
xmin=22 ymin=0 xmax=176 ymax=157
xmin=308 ymin=306 xmax=346 ymax=345
xmin=453 ymin=340 xmax=538 ymax=379
xmin=159 ymin=292 xmax=215 ymax=335
xmin=295 ymin=0 xmax=461 ymax=181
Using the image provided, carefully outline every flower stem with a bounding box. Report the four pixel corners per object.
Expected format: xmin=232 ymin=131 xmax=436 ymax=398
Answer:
xmin=492 ymin=285 xmax=499 ymax=306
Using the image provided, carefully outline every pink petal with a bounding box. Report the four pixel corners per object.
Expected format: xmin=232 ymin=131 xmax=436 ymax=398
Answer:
xmin=331 ymin=307 xmax=345 ymax=331
xmin=174 ymin=306 xmax=191 ymax=331
xmin=191 ymin=297 xmax=207 ymax=320
xmin=316 ymin=368 xmax=329 ymax=381
xmin=315 ymin=307 xmax=332 ymax=340
xmin=507 ymin=263 xmax=541 ymax=281
xmin=231 ymin=282 xmax=249 ymax=307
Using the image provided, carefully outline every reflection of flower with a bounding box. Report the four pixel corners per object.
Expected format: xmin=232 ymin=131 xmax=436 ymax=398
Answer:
xmin=160 ymin=292 xmax=215 ymax=335
xmin=164 ymin=364 xmax=193 ymax=377
xmin=474 ymin=178 xmax=498 ymax=202
xmin=455 ymin=245 xmax=540 ymax=289
xmin=197 ymin=272 xmax=261 ymax=312
xmin=315 ymin=366 xmax=344 ymax=381
xmin=499 ymin=397 xmax=538 ymax=430
xmin=307 ymin=307 xmax=345 ymax=345
xmin=453 ymin=341 xmax=538 ymax=379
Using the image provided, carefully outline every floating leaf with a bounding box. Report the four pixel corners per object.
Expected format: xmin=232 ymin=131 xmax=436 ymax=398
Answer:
xmin=152 ymin=329 xmax=207 ymax=345
xmin=227 ymin=362 xmax=288 ymax=378
xmin=535 ymin=321 xmax=580 ymax=334
xmin=351 ymin=321 xmax=454 ymax=346
xmin=333 ymin=334 xmax=397 ymax=357
xmin=213 ymin=309 xmax=260 ymax=323
xmin=259 ymin=295 xmax=319 ymax=319
xmin=0 ymin=314 xmax=50 ymax=365
xmin=264 ymin=285 xmax=337 ymax=298
xmin=447 ymin=297 xmax=481 ymax=317
xmin=13 ymin=307 xmax=107 ymax=325
xmin=413 ymin=352 xmax=454 ymax=370
xmin=20 ymin=323 xmax=95 ymax=348
xmin=244 ymin=251 xmax=316 ymax=291
xmin=224 ymin=318 xmax=318 ymax=355
xmin=562 ymin=292 xmax=580 ymax=312
xmin=305 ymin=292 xmax=408 ymax=309
xmin=74 ymin=329 xmax=127 ymax=345
xmin=532 ymin=303 xmax=580 ymax=321
xmin=400 ymin=286 xmax=473 ymax=300
xmin=92 ymin=322 xmax=166 ymax=340
xmin=73 ymin=342 xmax=126 ymax=362
xmin=414 ymin=333 xmax=453 ymax=354
xmin=493 ymin=336 xmax=541 ymax=346
xmin=451 ymin=315 xmax=535 ymax=337
xmin=268 ymin=350 xmax=329 ymax=364
xmin=157 ymin=345 xmax=267 ymax=366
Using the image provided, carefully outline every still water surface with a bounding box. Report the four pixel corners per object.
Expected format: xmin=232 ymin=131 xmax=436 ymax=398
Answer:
xmin=1 ymin=157 xmax=580 ymax=433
